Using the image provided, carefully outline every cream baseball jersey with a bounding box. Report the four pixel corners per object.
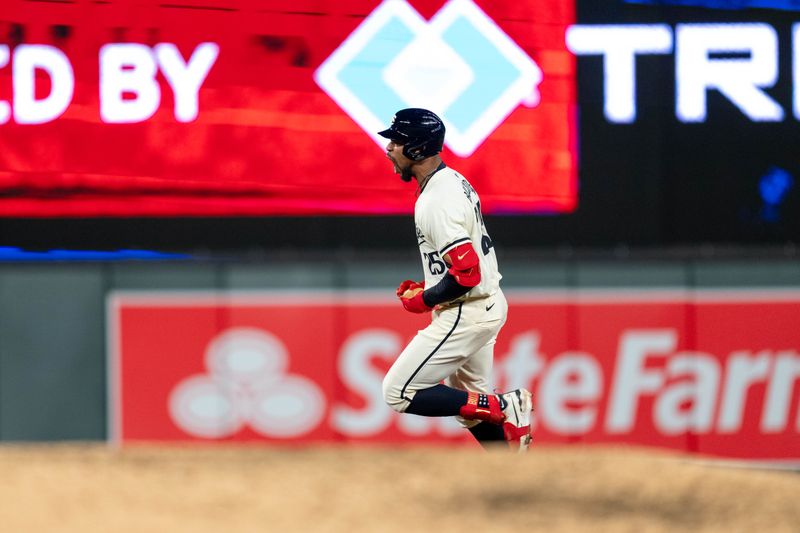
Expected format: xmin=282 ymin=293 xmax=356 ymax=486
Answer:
xmin=414 ymin=165 xmax=502 ymax=301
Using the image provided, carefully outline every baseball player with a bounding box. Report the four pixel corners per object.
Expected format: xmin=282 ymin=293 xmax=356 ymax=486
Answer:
xmin=378 ymin=108 xmax=533 ymax=452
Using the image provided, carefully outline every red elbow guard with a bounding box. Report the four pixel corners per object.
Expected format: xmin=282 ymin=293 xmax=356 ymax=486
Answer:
xmin=446 ymin=242 xmax=481 ymax=288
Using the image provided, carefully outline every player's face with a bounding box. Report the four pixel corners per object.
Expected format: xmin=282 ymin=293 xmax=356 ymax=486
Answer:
xmin=385 ymin=140 xmax=414 ymax=182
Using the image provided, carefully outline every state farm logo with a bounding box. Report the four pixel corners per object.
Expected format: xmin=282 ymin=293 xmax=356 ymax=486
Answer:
xmin=169 ymin=328 xmax=325 ymax=439
xmin=314 ymin=0 xmax=542 ymax=156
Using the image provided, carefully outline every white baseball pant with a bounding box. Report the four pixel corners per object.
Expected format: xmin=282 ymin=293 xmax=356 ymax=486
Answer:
xmin=382 ymin=289 xmax=508 ymax=427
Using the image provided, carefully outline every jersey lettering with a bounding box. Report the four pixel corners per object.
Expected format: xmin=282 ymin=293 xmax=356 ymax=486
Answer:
xmin=473 ymin=201 xmax=486 ymax=229
xmin=461 ymin=179 xmax=473 ymax=201
xmin=416 ymin=225 xmax=427 ymax=246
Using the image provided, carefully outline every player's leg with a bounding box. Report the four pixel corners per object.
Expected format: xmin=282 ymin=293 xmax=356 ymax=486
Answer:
xmin=468 ymin=421 xmax=506 ymax=446
xmin=445 ymin=341 xmax=506 ymax=449
xmin=498 ymin=388 xmax=534 ymax=453
xmin=382 ymin=304 xmax=504 ymax=424
xmin=485 ymin=292 xmax=534 ymax=452
xmin=457 ymin=387 xmax=534 ymax=452
xmin=449 ymin=291 xmax=533 ymax=452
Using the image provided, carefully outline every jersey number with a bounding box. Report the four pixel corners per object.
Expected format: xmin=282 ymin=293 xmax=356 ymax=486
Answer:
xmin=481 ymin=235 xmax=494 ymax=255
xmin=474 ymin=201 xmax=493 ymax=256
xmin=424 ymin=251 xmax=447 ymax=275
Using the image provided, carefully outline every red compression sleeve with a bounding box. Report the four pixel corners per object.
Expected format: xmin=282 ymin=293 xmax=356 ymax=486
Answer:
xmin=445 ymin=242 xmax=481 ymax=287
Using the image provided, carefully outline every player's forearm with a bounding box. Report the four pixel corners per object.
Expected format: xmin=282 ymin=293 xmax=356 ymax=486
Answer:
xmin=422 ymin=272 xmax=472 ymax=307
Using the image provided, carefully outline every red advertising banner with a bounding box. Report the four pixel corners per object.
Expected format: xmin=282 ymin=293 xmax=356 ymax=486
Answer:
xmin=109 ymin=290 xmax=800 ymax=460
xmin=0 ymin=0 xmax=577 ymax=216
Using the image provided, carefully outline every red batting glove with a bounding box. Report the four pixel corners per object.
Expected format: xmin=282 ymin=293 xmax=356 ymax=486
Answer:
xmin=401 ymin=290 xmax=432 ymax=313
xmin=396 ymin=279 xmax=425 ymax=297
xmin=396 ymin=279 xmax=415 ymax=297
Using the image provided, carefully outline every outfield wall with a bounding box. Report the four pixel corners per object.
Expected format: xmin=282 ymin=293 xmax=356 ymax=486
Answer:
xmin=1 ymin=256 xmax=798 ymax=459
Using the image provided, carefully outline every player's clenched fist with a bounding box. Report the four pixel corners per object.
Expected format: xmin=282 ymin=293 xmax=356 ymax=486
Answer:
xmin=396 ymin=279 xmax=431 ymax=313
xmin=401 ymin=287 xmax=423 ymax=298
xmin=396 ymin=279 xmax=424 ymax=297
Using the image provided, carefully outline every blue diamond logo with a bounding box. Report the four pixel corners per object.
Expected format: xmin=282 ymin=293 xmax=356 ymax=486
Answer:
xmin=315 ymin=0 xmax=542 ymax=156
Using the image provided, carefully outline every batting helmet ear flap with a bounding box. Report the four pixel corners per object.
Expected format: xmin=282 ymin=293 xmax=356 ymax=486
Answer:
xmin=378 ymin=108 xmax=445 ymax=161
xmin=402 ymin=126 xmax=444 ymax=161
xmin=403 ymin=138 xmax=431 ymax=161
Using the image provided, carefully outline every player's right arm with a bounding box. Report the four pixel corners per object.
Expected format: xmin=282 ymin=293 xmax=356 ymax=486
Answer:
xmin=421 ymin=241 xmax=481 ymax=305
xmin=400 ymin=241 xmax=481 ymax=313
xmin=400 ymin=178 xmax=479 ymax=313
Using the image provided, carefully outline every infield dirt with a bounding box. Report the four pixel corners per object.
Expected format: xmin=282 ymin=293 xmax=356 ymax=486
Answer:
xmin=0 ymin=443 xmax=797 ymax=533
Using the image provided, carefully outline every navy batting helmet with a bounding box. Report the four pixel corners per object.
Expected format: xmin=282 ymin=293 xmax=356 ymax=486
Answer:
xmin=378 ymin=108 xmax=445 ymax=161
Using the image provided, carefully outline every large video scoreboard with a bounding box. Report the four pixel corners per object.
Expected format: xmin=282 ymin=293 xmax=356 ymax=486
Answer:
xmin=1 ymin=0 xmax=798 ymax=248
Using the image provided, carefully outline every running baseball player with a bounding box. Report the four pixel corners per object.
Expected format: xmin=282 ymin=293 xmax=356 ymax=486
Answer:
xmin=378 ymin=108 xmax=533 ymax=452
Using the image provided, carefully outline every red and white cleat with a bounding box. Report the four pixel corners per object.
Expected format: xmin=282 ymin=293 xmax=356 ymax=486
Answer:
xmin=498 ymin=389 xmax=533 ymax=453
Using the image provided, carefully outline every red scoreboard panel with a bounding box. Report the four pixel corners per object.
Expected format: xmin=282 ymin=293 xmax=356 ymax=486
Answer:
xmin=0 ymin=0 xmax=577 ymax=216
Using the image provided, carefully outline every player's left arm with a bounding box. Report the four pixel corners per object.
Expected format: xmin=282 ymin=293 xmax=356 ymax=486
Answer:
xmin=401 ymin=242 xmax=480 ymax=312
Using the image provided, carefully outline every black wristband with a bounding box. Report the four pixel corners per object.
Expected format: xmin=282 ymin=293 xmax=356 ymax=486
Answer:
xmin=422 ymin=272 xmax=471 ymax=307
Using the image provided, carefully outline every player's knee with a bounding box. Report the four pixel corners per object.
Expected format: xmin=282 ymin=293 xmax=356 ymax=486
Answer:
xmin=382 ymin=375 xmax=408 ymax=413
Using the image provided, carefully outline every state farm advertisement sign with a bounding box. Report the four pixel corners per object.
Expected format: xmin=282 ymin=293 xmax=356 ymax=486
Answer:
xmin=108 ymin=290 xmax=800 ymax=459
